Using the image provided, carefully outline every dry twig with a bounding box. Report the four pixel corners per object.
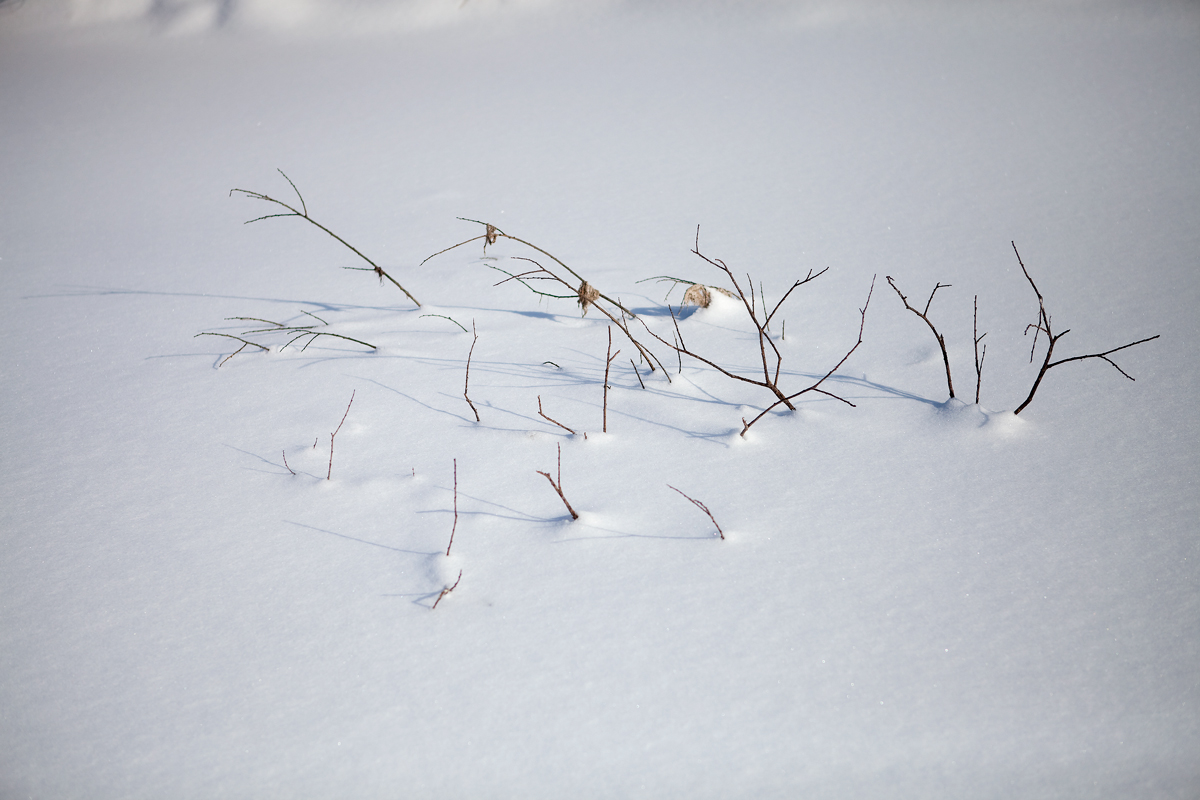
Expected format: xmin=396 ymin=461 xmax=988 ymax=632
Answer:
xmin=603 ymin=327 xmax=621 ymax=433
xmin=1011 ymin=242 xmax=1160 ymax=415
xmin=668 ymin=484 xmax=724 ymax=540
xmin=432 ymin=569 xmax=462 ymax=610
xmin=973 ymin=295 xmax=987 ymax=405
xmin=537 ymin=395 xmax=576 ymax=435
xmin=422 ymin=220 xmax=669 ymax=377
xmin=231 ymin=169 xmax=420 ymax=306
xmin=536 ymin=442 xmax=579 ymax=520
xmin=445 ymin=459 xmax=459 ymax=556
xmin=642 ymin=226 xmax=873 ymax=436
xmin=886 ymin=276 xmax=955 ymax=399
xmin=464 ymin=320 xmax=480 ymax=422
xmin=327 ymin=390 xmax=355 ymax=480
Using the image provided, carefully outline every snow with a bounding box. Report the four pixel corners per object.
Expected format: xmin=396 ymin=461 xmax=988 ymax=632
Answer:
xmin=1 ymin=0 xmax=1198 ymax=797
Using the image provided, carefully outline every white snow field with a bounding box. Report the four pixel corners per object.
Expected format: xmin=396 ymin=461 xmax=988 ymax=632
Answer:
xmin=1 ymin=0 xmax=1198 ymax=797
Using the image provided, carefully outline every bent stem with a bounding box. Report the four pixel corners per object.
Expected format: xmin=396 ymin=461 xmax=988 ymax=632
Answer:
xmin=231 ymin=169 xmax=420 ymax=306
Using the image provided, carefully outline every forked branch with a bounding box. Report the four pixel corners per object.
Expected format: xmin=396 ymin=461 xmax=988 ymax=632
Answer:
xmin=642 ymin=227 xmax=873 ymax=436
xmin=231 ymin=169 xmax=420 ymax=306
xmin=886 ymin=276 xmax=954 ymax=399
xmin=1011 ymin=241 xmax=1160 ymax=415
xmin=536 ymin=442 xmax=579 ymax=520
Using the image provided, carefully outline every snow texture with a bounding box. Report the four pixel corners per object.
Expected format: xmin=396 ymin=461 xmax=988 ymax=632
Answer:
xmin=1 ymin=0 xmax=1198 ymax=797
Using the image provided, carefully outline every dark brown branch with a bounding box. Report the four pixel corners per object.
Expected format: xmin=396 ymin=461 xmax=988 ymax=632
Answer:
xmin=432 ymin=569 xmax=462 ymax=610
xmin=537 ymin=395 xmax=576 ymax=435
xmin=1011 ymin=242 xmax=1160 ymax=415
xmin=640 ymin=227 xmax=869 ymax=436
xmin=464 ymin=320 xmax=480 ymax=423
xmin=738 ymin=276 xmax=875 ymax=435
xmin=973 ymin=295 xmax=986 ymax=405
xmin=282 ymin=450 xmax=296 ymax=476
xmin=886 ymin=276 xmax=955 ymax=399
xmin=536 ymin=442 xmax=578 ymax=520
xmin=327 ymin=389 xmax=355 ymax=480
xmin=667 ymin=484 xmax=724 ymax=540
xmin=231 ymin=170 xmax=420 ymax=306
xmin=630 ymin=359 xmax=646 ymax=390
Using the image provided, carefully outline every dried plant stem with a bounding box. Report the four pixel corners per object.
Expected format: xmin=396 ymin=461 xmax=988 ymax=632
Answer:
xmin=537 ymin=395 xmax=576 ymax=435
xmin=603 ymin=327 xmax=621 ymax=433
xmin=464 ymin=320 xmax=480 ymax=423
xmin=630 ymin=359 xmax=646 ymax=390
xmin=432 ymin=569 xmax=462 ymax=610
xmin=643 ymin=226 xmax=872 ymax=436
xmin=327 ymin=390 xmax=356 ymax=480
xmin=886 ymin=276 xmax=954 ymax=399
xmin=445 ymin=459 xmax=458 ymax=556
xmin=282 ymin=450 xmax=296 ymax=476
xmin=667 ymin=484 xmax=724 ymax=540
xmin=231 ymin=169 xmax=420 ymax=306
xmin=1011 ymin=242 xmax=1160 ymax=415
xmin=973 ymin=295 xmax=987 ymax=405
xmin=536 ymin=442 xmax=578 ymax=520
xmin=422 ymin=221 xmax=669 ymax=377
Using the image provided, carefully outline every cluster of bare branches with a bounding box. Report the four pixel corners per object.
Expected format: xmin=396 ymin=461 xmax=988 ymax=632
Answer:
xmin=886 ymin=244 xmax=1158 ymax=413
xmin=231 ymin=170 xmax=421 ymax=306
xmin=642 ymin=227 xmax=875 ymax=436
xmin=421 ymin=219 xmax=669 ymax=377
xmin=196 ymin=312 xmax=376 ymax=366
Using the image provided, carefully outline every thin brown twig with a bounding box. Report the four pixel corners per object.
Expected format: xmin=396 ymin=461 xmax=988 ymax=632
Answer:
xmin=886 ymin=276 xmax=955 ymax=399
xmin=464 ymin=320 xmax=480 ymax=422
xmin=603 ymin=327 xmax=621 ymax=433
xmin=230 ymin=169 xmax=420 ymax=306
xmin=630 ymin=359 xmax=646 ymax=390
xmin=282 ymin=450 xmax=296 ymax=476
xmin=327 ymin=390 xmax=355 ymax=480
xmin=536 ymin=442 xmax=578 ymax=520
xmin=667 ymin=484 xmax=724 ymax=540
xmin=446 ymin=459 xmax=458 ymax=556
xmin=537 ymin=395 xmax=576 ymax=435
xmin=432 ymin=569 xmax=462 ymax=610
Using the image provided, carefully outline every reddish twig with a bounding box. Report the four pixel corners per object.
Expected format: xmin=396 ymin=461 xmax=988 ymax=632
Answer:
xmin=445 ymin=459 xmax=459 ymax=556
xmin=282 ymin=450 xmax=296 ymax=476
xmin=667 ymin=484 xmax=724 ymax=540
xmin=536 ymin=442 xmax=579 ymax=520
xmin=432 ymin=569 xmax=462 ymax=610
xmin=464 ymin=320 xmax=480 ymax=422
xmin=537 ymin=395 xmax=576 ymax=435
xmin=327 ymin=390 xmax=355 ymax=480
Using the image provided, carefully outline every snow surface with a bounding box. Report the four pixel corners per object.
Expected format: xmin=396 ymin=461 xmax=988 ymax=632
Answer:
xmin=1 ymin=0 xmax=1198 ymax=797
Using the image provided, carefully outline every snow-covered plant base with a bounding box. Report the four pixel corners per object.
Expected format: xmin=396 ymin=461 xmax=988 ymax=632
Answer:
xmin=2 ymin=1 xmax=1198 ymax=797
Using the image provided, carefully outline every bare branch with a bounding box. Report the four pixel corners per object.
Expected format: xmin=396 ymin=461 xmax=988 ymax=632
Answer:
xmin=667 ymin=484 xmax=724 ymax=540
xmin=231 ymin=170 xmax=420 ymax=306
xmin=536 ymin=442 xmax=578 ymax=520
xmin=886 ymin=275 xmax=955 ymax=399
xmin=327 ymin=390 xmax=355 ymax=481
xmin=464 ymin=320 xmax=480 ymax=423
xmin=432 ymin=569 xmax=462 ymax=610
xmin=537 ymin=395 xmax=576 ymax=435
